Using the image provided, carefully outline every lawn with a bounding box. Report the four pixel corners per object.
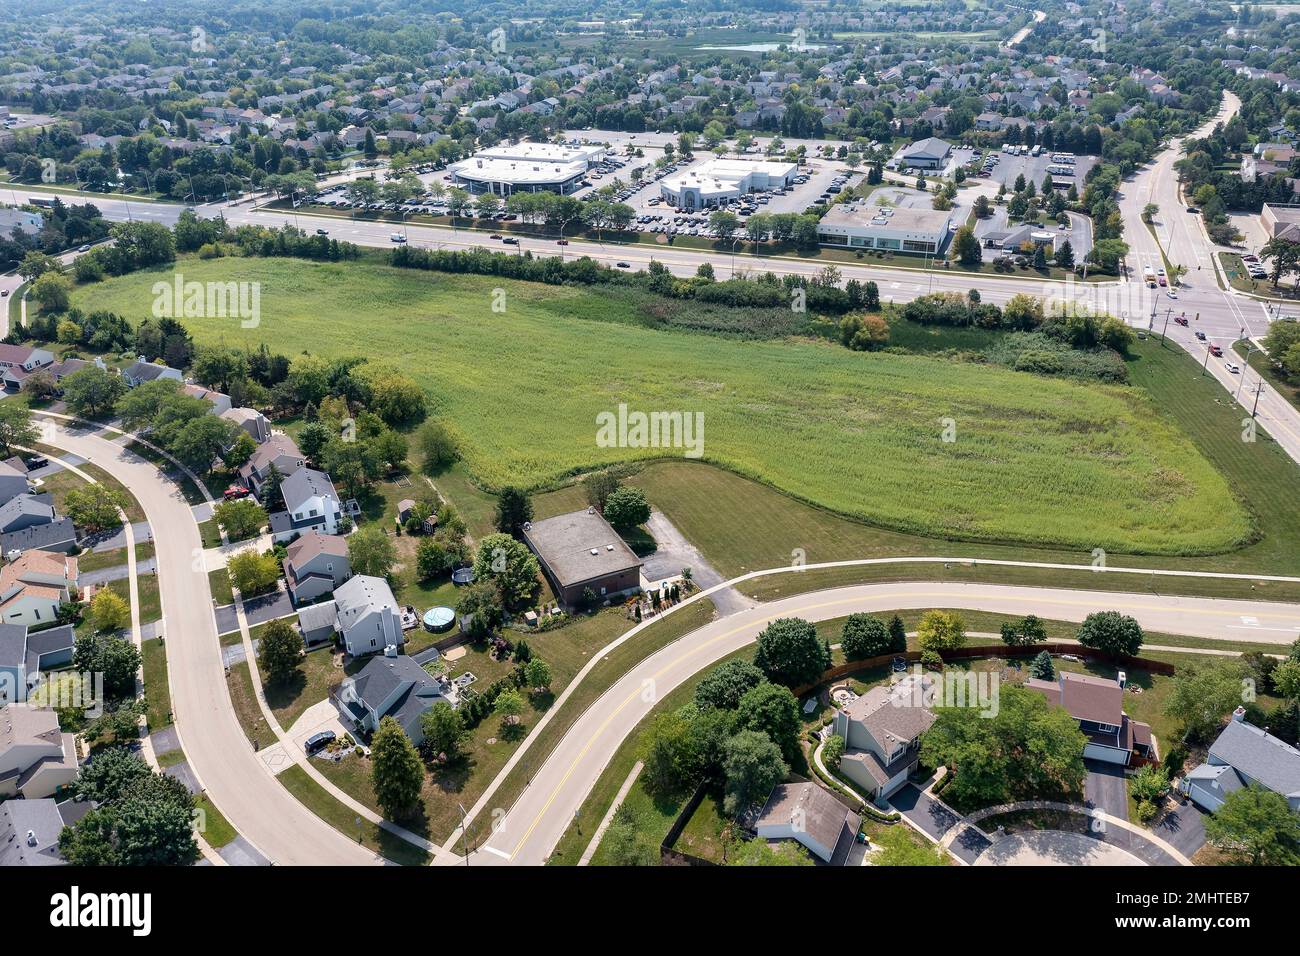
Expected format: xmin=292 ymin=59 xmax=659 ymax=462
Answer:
xmin=141 ymin=637 xmax=171 ymax=731
xmin=263 ymin=645 xmax=351 ymax=731
xmin=76 ymin=540 xmax=155 ymax=573
xmin=208 ymin=567 xmax=234 ymax=605
xmin=193 ymin=793 xmax=238 ymax=849
xmin=225 ymin=661 xmax=277 ymax=751
xmin=74 ymin=257 xmax=1249 ymax=555
xmin=277 ymin=764 xmax=430 ymax=866
xmin=103 ymin=572 xmax=161 ymax=624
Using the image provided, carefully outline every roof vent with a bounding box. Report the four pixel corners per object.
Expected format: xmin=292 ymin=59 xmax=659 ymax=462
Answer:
xmin=589 ymin=548 xmax=598 ymax=556
xmin=606 ymin=544 xmax=614 ymax=551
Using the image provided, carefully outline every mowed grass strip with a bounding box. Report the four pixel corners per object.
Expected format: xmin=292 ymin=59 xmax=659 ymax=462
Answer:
xmin=76 ymin=257 xmax=1247 ymax=555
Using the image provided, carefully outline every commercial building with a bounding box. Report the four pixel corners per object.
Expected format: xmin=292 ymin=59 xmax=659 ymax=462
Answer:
xmin=816 ymin=201 xmax=954 ymax=255
xmin=659 ymin=158 xmax=798 ymax=210
xmin=521 ymin=508 xmax=642 ymax=607
xmin=1261 ymin=203 xmax=1300 ymax=242
xmin=894 ymin=136 xmax=953 ymax=171
xmin=448 ymin=141 xmax=606 ymax=196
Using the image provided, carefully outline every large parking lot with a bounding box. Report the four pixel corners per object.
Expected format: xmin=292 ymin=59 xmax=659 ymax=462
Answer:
xmin=978 ymin=146 xmax=1098 ymax=196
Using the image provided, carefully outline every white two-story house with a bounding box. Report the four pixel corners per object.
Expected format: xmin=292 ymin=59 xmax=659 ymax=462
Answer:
xmin=831 ymin=673 xmax=936 ymax=805
xmin=268 ymin=467 xmax=342 ymax=543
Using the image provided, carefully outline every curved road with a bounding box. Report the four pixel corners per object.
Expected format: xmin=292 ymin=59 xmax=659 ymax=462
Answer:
xmin=467 ymin=580 xmax=1300 ymax=866
xmin=41 ymin=418 xmax=378 ymax=865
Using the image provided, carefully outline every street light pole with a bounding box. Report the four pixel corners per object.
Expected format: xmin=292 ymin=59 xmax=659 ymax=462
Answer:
xmin=458 ymin=803 xmax=470 ymax=866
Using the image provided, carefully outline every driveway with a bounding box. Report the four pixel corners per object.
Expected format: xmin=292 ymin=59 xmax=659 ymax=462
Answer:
xmin=243 ymin=586 xmax=294 ymax=627
xmin=640 ymin=510 xmax=752 ymax=615
xmin=888 ymin=784 xmax=991 ymax=864
xmin=1084 ymin=760 xmax=1130 ymax=821
xmin=976 ymin=830 xmax=1144 ymax=866
xmin=1151 ymin=796 xmax=1208 ymax=859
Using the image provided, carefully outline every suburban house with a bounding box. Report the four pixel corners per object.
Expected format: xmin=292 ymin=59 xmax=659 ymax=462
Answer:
xmin=121 ymin=359 xmax=182 ymax=388
xmin=1183 ymin=708 xmax=1300 ymax=813
xmin=299 ymin=574 xmax=403 ymax=656
xmin=0 ymin=622 xmax=77 ymax=703
xmin=268 ymin=467 xmax=343 ymax=543
xmin=831 ymin=673 xmax=936 ymax=804
xmin=753 ymin=782 xmax=862 ymax=864
xmin=282 ymin=531 xmax=351 ymax=605
xmin=221 ymin=407 xmax=271 ymax=444
xmin=0 ymin=493 xmax=57 ymax=535
xmin=333 ymin=651 xmax=459 ymax=744
xmin=0 ymin=344 xmax=55 ymax=392
xmin=184 ymin=383 xmax=233 ymax=415
xmin=521 ymin=508 xmax=642 ymax=607
xmin=0 ymin=517 xmax=77 ymax=557
xmin=0 ymin=550 xmax=78 ymax=627
xmin=0 ymin=704 xmax=79 ymax=799
xmin=238 ymin=434 xmax=305 ymax=500
xmin=1026 ymin=671 xmax=1154 ymax=766
xmin=0 ymin=797 xmax=92 ymax=865
xmin=0 ymin=461 xmax=30 ymax=506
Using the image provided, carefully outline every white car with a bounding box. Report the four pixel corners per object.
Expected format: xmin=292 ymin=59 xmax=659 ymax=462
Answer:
xmin=389 ymin=233 xmax=407 ymax=243
xmin=1225 ymin=363 xmax=1240 ymax=374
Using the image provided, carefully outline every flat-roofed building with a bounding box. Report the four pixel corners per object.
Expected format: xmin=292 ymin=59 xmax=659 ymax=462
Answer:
xmin=660 ymin=158 xmax=798 ymax=210
xmin=521 ymin=508 xmax=642 ymax=607
xmin=448 ymin=140 xmax=605 ymax=196
xmin=816 ymin=201 xmax=954 ymax=255
xmin=1262 ymin=203 xmax=1300 ymax=242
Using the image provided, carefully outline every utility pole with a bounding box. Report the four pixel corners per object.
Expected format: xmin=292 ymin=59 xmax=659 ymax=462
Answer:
xmin=458 ymin=803 xmax=470 ymax=866
xmin=1159 ymin=308 xmax=1172 ymax=343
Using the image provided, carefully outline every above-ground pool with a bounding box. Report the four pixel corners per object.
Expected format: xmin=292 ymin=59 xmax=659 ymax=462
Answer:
xmin=423 ymin=606 xmax=455 ymax=632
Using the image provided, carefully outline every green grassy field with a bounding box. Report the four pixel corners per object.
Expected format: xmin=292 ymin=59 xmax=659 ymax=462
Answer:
xmin=75 ymin=257 xmax=1249 ymax=555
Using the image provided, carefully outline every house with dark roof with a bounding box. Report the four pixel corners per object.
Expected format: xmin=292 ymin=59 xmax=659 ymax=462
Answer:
xmin=832 ymin=673 xmax=936 ymax=804
xmin=333 ymin=651 xmax=458 ymax=744
xmin=0 ymin=493 xmax=56 ymax=535
xmin=0 ymin=460 xmax=30 ymax=506
xmin=1026 ymin=671 xmax=1154 ymax=766
xmin=520 ymin=508 xmax=641 ymax=607
xmin=0 ymin=623 xmax=76 ymax=701
xmin=0 ymin=797 xmax=92 ymax=866
xmin=1183 ymin=708 xmax=1300 ymax=813
xmin=0 ymin=517 xmax=77 ymax=556
xmin=221 ymin=407 xmax=271 ymax=444
xmin=282 ymin=531 xmax=350 ymax=605
xmin=753 ymin=782 xmax=862 ymax=864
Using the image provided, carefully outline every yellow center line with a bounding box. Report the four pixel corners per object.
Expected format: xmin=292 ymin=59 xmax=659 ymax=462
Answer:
xmin=505 ymin=587 xmax=1300 ymax=857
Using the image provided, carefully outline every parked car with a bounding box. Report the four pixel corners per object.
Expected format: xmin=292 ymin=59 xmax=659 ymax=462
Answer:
xmin=305 ymin=731 xmax=336 ymax=755
xmin=223 ymin=484 xmax=251 ymax=501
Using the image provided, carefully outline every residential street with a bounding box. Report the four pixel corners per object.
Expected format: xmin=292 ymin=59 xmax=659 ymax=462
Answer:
xmin=38 ymin=416 xmax=380 ymax=866
xmin=460 ymin=580 xmax=1300 ymax=865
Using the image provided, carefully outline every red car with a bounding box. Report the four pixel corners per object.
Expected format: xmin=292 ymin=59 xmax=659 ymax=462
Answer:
xmin=1208 ymin=344 xmax=1223 ymax=357
xmin=556 ymin=239 xmax=569 ymax=245
xmin=1174 ymin=316 xmax=1189 ymax=327
xmin=223 ymin=484 xmax=250 ymax=501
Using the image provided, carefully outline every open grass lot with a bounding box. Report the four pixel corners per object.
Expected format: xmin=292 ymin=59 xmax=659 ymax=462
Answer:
xmin=76 ymin=540 xmax=155 ymax=573
xmin=277 ymin=764 xmax=430 ymax=866
xmin=76 ymin=257 xmax=1249 ymax=555
xmin=264 ymin=645 xmax=352 ymax=730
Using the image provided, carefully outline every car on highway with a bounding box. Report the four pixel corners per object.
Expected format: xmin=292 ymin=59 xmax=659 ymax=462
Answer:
xmin=77 ymin=244 xmax=91 ymax=252
xmin=389 ymin=233 xmax=406 ymax=243
xmin=1167 ymin=290 xmax=1177 ymax=298
xmin=316 ymin=229 xmax=329 ymax=236
xmin=502 ymin=236 xmax=519 ymax=244
xmin=556 ymin=238 xmax=569 ymax=245
xmin=489 ymin=233 xmax=502 ymax=240
xmin=1174 ymin=316 xmax=1189 ymax=326
xmin=0 ymin=290 xmax=7 ymax=297
xmin=1209 ymin=344 xmax=1223 ymax=357
xmin=616 ymin=261 xmax=631 ymax=268
xmin=1195 ymin=330 xmax=1207 ymax=340
xmin=1225 ymin=362 xmax=1240 ymax=374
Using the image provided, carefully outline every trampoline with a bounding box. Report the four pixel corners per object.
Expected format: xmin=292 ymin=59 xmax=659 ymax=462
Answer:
xmin=451 ymin=566 xmax=475 ymax=585
xmin=423 ymin=606 xmax=456 ymax=632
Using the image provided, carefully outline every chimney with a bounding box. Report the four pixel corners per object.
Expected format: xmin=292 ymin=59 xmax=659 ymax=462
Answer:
xmin=1232 ymin=705 xmax=1247 ymax=722
xmin=26 ymin=830 xmax=36 ymax=846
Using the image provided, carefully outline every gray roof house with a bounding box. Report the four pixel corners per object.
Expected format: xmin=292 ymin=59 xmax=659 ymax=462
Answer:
xmin=1183 ymin=708 xmax=1300 ymax=813
xmin=297 ymin=600 xmax=339 ymax=646
xmin=0 ymin=622 xmax=76 ymax=702
xmin=0 ymin=461 xmax=30 ymax=506
xmin=753 ymin=782 xmax=862 ymax=865
xmin=221 ymin=407 xmax=271 ymax=445
xmin=283 ymin=531 xmax=351 ymax=605
xmin=0 ymin=797 xmax=92 ymax=866
xmin=238 ymin=434 xmax=305 ymax=499
xmin=831 ymin=673 xmax=936 ymax=805
xmin=122 ymin=360 xmax=182 ymax=388
xmin=0 ymin=493 xmax=56 ymax=534
xmin=334 ymin=651 xmax=458 ymax=744
xmin=268 ymin=467 xmax=342 ymax=543
xmin=334 ymin=574 xmax=403 ymax=657
xmin=0 ymin=517 xmax=78 ymax=556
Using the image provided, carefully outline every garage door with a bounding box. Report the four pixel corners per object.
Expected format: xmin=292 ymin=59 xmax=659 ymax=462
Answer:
xmin=1084 ymin=742 xmax=1128 ymax=765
